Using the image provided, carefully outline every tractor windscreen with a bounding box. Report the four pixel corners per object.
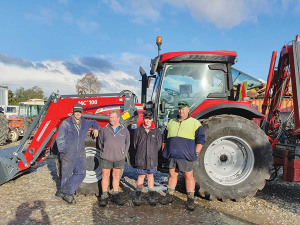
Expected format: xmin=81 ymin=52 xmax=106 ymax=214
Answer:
xmin=157 ymin=63 xmax=226 ymax=127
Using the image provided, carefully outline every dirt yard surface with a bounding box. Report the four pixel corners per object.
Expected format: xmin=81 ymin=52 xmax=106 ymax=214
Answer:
xmin=0 ymin=142 xmax=300 ymax=225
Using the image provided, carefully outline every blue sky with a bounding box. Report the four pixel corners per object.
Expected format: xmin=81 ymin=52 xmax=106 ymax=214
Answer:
xmin=1 ymin=0 xmax=300 ymax=99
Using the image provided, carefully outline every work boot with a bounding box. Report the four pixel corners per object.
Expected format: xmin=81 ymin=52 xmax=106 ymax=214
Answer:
xmin=98 ymin=194 xmax=109 ymax=207
xmin=186 ymin=192 xmax=195 ymax=211
xmin=62 ymin=194 xmax=76 ymax=204
xmin=133 ymin=191 xmax=142 ymax=206
xmin=111 ymin=194 xmax=124 ymax=205
xmin=159 ymin=193 xmax=173 ymax=205
xmin=149 ymin=190 xmax=156 ymax=206
xmin=55 ymin=191 xmax=64 ymax=199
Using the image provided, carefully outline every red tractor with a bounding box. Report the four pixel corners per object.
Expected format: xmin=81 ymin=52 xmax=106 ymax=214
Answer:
xmin=0 ymin=37 xmax=276 ymax=201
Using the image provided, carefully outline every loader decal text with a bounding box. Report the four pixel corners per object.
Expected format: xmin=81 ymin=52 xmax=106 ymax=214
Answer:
xmin=78 ymin=100 xmax=98 ymax=106
xmin=37 ymin=120 xmax=51 ymax=142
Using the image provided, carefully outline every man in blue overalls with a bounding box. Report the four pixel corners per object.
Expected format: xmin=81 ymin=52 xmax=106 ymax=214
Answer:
xmin=57 ymin=103 xmax=99 ymax=204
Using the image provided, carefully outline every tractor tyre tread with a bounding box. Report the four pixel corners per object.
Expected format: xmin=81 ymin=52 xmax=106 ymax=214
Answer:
xmin=0 ymin=113 xmax=9 ymax=145
xmin=195 ymin=114 xmax=273 ymax=202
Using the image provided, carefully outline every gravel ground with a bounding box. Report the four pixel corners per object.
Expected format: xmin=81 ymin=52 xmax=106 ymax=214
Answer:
xmin=0 ymin=142 xmax=300 ymax=225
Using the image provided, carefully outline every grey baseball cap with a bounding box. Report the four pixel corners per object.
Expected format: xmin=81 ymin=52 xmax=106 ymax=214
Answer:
xmin=73 ymin=103 xmax=83 ymax=113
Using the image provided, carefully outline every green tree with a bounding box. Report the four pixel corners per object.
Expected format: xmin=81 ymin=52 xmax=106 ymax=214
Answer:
xmin=15 ymin=86 xmax=45 ymax=103
xmin=8 ymin=90 xmax=18 ymax=105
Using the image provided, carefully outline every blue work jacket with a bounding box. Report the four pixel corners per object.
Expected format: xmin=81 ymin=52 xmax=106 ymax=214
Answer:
xmin=56 ymin=115 xmax=99 ymax=160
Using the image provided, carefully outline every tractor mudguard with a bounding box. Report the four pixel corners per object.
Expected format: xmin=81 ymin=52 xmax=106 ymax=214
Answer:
xmin=193 ymin=103 xmax=264 ymax=120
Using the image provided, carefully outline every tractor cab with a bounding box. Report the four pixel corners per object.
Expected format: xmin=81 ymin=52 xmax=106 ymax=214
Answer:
xmin=18 ymin=99 xmax=45 ymax=119
xmin=143 ymin=37 xmax=263 ymax=129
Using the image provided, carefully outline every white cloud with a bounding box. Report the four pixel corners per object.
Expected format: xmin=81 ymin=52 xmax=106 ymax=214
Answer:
xmin=118 ymin=52 xmax=148 ymax=66
xmin=140 ymin=44 xmax=155 ymax=52
xmin=63 ymin=12 xmax=73 ymax=24
xmin=136 ymin=38 xmax=155 ymax=52
xmin=167 ymin=0 xmax=271 ymax=29
xmin=0 ymin=59 xmax=77 ymax=96
xmin=104 ymin=0 xmax=276 ymax=28
xmin=77 ymin=19 xmax=99 ymax=33
xmin=109 ymin=0 xmax=126 ymax=14
xmin=95 ymin=70 xmax=141 ymax=96
xmin=105 ymin=0 xmax=161 ymax=24
xmin=0 ymin=53 xmax=142 ymax=100
xmin=24 ymin=9 xmax=55 ymax=25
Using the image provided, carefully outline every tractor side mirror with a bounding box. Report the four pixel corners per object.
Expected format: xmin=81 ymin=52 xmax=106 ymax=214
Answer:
xmin=150 ymin=57 xmax=159 ymax=75
xmin=140 ymin=66 xmax=148 ymax=103
xmin=160 ymin=101 xmax=165 ymax=113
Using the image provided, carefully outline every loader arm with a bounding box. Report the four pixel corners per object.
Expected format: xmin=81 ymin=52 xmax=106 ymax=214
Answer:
xmin=262 ymin=35 xmax=300 ymax=138
xmin=0 ymin=92 xmax=137 ymax=186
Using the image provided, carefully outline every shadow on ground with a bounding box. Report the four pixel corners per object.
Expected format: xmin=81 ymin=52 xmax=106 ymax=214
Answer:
xmin=7 ymin=200 xmax=50 ymax=225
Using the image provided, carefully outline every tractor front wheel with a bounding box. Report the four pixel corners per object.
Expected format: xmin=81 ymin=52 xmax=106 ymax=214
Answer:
xmin=76 ymin=134 xmax=102 ymax=196
xmin=8 ymin=129 xmax=19 ymax=142
xmin=194 ymin=115 xmax=273 ymax=201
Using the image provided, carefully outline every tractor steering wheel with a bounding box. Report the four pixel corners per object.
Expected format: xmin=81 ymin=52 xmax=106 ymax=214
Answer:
xmin=164 ymin=88 xmax=181 ymax=96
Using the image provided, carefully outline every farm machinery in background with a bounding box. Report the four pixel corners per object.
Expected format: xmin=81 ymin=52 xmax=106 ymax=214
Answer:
xmin=7 ymin=99 xmax=45 ymax=142
xmin=0 ymin=36 xmax=299 ymax=201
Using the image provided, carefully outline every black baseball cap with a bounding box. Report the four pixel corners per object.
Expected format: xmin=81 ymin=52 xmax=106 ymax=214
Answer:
xmin=144 ymin=111 xmax=153 ymax=119
xmin=73 ymin=103 xmax=83 ymax=113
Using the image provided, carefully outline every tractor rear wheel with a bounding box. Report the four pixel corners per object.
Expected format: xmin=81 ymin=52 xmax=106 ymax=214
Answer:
xmin=194 ymin=115 xmax=273 ymax=201
xmin=0 ymin=113 xmax=9 ymax=145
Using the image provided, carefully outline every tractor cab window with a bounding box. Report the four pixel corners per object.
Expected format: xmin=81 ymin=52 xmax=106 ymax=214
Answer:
xmin=19 ymin=105 xmax=27 ymax=118
xmin=18 ymin=105 xmax=43 ymax=118
xmin=28 ymin=105 xmax=43 ymax=118
xmin=158 ymin=63 xmax=226 ymax=128
xmin=6 ymin=107 xmax=17 ymax=113
xmin=232 ymin=68 xmax=264 ymax=90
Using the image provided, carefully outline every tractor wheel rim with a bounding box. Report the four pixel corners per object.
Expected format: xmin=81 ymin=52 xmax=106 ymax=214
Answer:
xmin=83 ymin=147 xmax=102 ymax=184
xmin=204 ymin=136 xmax=254 ymax=186
xmin=9 ymin=131 xmax=16 ymax=140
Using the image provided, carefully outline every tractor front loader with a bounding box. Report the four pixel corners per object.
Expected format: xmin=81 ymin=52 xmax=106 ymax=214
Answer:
xmin=0 ymin=92 xmax=140 ymax=195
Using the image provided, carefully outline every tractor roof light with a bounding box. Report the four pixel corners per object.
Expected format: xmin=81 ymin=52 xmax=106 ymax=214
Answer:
xmin=156 ymin=36 xmax=162 ymax=47
xmin=156 ymin=36 xmax=162 ymax=56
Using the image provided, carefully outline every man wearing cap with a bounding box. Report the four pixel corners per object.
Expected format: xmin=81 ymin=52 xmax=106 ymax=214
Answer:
xmin=159 ymin=101 xmax=205 ymax=211
xmin=132 ymin=110 xmax=162 ymax=206
xmin=56 ymin=103 xmax=99 ymax=204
